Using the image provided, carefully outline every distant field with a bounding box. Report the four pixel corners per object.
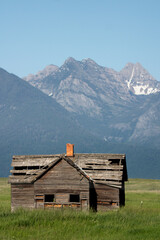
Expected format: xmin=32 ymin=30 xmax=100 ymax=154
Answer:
xmin=0 ymin=178 xmax=160 ymax=240
xmin=126 ymin=178 xmax=160 ymax=192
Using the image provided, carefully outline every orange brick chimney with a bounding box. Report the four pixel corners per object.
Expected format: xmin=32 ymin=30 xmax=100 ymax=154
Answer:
xmin=66 ymin=143 xmax=74 ymax=157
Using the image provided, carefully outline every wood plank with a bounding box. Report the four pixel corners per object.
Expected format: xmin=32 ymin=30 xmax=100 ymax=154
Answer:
xmin=34 ymin=183 xmax=89 ymax=190
xmin=75 ymin=153 xmax=125 ymax=159
xmin=84 ymin=170 xmax=123 ymax=176
xmin=86 ymin=172 xmax=122 ymax=180
xmin=12 ymin=154 xmax=61 ymax=159
xmin=78 ymin=160 xmax=125 ymax=166
xmin=79 ymin=159 xmax=111 ymax=165
xmin=94 ymin=180 xmax=122 ymax=188
xmin=11 ymin=156 xmax=60 ymax=167
xmin=81 ymin=165 xmax=123 ymax=170
xmin=10 ymin=169 xmax=44 ymax=174
xmin=34 ymin=189 xmax=88 ymax=194
xmin=11 ymin=159 xmax=55 ymax=167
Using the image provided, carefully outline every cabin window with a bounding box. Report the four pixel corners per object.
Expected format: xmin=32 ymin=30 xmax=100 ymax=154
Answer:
xmin=69 ymin=194 xmax=80 ymax=202
xmin=45 ymin=194 xmax=55 ymax=202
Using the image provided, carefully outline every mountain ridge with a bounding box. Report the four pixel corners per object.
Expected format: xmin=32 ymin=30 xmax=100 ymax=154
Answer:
xmin=1 ymin=62 xmax=160 ymax=179
xmin=22 ymin=58 xmax=160 ymax=148
xmin=0 ymin=67 xmax=100 ymax=176
xmin=24 ymin=58 xmax=160 ymax=97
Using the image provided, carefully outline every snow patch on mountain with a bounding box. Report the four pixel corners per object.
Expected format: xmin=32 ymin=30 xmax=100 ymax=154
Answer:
xmin=127 ymin=67 xmax=135 ymax=89
xmin=133 ymin=85 xmax=160 ymax=95
xmin=121 ymin=62 xmax=160 ymax=96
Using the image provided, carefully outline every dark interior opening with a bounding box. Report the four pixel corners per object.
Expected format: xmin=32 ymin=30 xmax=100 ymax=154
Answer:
xmin=15 ymin=166 xmax=27 ymax=170
xmin=109 ymin=159 xmax=120 ymax=165
xmin=45 ymin=194 xmax=55 ymax=202
xmin=28 ymin=166 xmax=40 ymax=170
xmin=13 ymin=173 xmax=26 ymax=175
xmin=69 ymin=194 xmax=80 ymax=202
xmin=89 ymin=182 xmax=97 ymax=211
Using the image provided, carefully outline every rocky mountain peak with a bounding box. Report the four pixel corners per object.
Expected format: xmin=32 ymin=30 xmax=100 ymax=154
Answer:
xmin=23 ymin=57 xmax=160 ymax=100
xmin=82 ymin=58 xmax=98 ymax=65
xmin=61 ymin=57 xmax=82 ymax=72
xmin=120 ymin=62 xmax=160 ymax=95
xmin=120 ymin=62 xmax=144 ymax=75
xmin=64 ymin=57 xmax=77 ymax=64
xmin=121 ymin=62 xmax=154 ymax=80
xmin=24 ymin=64 xmax=58 ymax=82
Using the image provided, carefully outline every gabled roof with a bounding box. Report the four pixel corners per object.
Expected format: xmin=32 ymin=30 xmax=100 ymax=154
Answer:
xmin=9 ymin=156 xmax=93 ymax=184
xmin=9 ymin=153 xmax=127 ymax=188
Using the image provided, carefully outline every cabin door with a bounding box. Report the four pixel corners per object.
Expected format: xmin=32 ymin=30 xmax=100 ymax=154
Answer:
xmin=35 ymin=195 xmax=44 ymax=209
xmin=81 ymin=199 xmax=88 ymax=210
xmin=36 ymin=199 xmax=44 ymax=209
xmin=80 ymin=192 xmax=89 ymax=211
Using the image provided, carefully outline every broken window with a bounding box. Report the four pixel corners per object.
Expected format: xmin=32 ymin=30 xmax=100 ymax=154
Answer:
xmin=45 ymin=194 xmax=55 ymax=202
xmin=69 ymin=194 xmax=80 ymax=202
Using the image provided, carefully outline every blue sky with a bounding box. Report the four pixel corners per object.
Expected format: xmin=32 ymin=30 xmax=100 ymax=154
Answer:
xmin=0 ymin=0 xmax=160 ymax=80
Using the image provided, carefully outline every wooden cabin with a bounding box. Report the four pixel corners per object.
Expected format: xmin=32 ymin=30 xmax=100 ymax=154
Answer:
xmin=8 ymin=144 xmax=128 ymax=211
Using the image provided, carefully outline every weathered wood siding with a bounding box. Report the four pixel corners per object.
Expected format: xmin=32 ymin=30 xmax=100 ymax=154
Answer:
xmin=94 ymin=183 xmax=119 ymax=211
xmin=11 ymin=184 xmax=34 ymax=211
xmin=9 ymin=153 xmax=127 ymax=212
xmin=76 ymin=154 xmax=127 ymax=188
xmin=34 ymin=159 xmax=90 ymax=210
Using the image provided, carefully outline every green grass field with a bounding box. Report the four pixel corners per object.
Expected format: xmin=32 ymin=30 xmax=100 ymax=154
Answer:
xmin=0 ymin=178 xmax=160 ymax=240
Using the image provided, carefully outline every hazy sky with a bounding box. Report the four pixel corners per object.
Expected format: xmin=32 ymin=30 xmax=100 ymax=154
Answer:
xmin=1 ymin=0 xmax=160 ymax=80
